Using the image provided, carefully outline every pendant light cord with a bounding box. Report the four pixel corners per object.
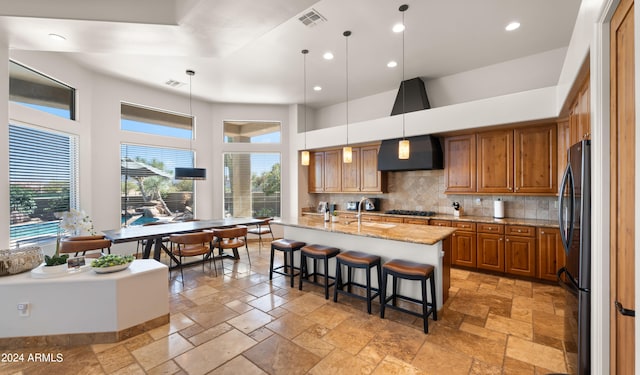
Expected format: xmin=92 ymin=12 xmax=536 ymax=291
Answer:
xmin=401 ymin=8 xmax=406 ymax=140
xmin=302 ymin=50 xmax=308 ymax=149
xmin=344 ymin=30 xmax=351 ymax=146
xmin=186 ymin=69 xmax=195 ymax=164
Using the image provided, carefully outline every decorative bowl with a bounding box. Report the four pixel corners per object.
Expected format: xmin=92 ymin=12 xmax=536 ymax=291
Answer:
xmin=92 ymin=262 xmax=132 ymax=274
xmin=0 ymin=247 xmax=44 ymax=276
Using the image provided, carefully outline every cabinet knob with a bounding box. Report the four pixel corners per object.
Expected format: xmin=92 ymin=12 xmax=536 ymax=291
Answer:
xmin=541 ymin=230 xmax=545 ymax=234
xmin=506 ymin=238 xmax=510 ymax=242
xmin=452 ymin=233 xmax=456 ymax=237
xmin=488 ymin=227 xmax=492 ymax=230
xmin=518 ymin=229 xmax=522 ymax=233
xmin=499 ymin=238 xmax=503 ymax=241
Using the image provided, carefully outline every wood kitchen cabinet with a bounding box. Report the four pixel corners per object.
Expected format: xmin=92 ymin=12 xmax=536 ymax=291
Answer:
xmin=557 ymin=118 xmax=570 ymax=187
xmin=514 ymin=124 xmax=557 ymax=194
xmin=505 ymin=225 xmax=536 ymax=277
xmin=451 ymin=222 xmax=477 ymax=268
xmin=445 ymin=134 xmax=476 ymax=193
xmin=569 ymin=74 xmax=590 ymax=144
xmin=309 ymin=144 xmax=385 ymax=193
xmin=476 ymin=223 xmax=505 ymax=272
xmin=308 ymin=149 xmax=341 ymax=193
xmin=537 ymin=227 xmax=565 ymax=281
xmin=360 ymin=145 xmax=387 ymax=193
xmin=477 ymin=130 xmax=513 ymax=194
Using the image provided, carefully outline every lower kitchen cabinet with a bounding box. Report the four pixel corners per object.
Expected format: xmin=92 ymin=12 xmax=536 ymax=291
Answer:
xmin=452 ymin=230 xmax=476 ymax=268
xmin=505 ymin=225 xmax=536 ymax=277
xmin=537 ymin=227 xmax=565 ymax=281
xmin=476 ymin=223 xmax=505 ymax=272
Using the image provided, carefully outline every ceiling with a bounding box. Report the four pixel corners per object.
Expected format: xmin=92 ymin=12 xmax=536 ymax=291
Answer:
xmin=0 ymin=0 xmax=582 ymax=108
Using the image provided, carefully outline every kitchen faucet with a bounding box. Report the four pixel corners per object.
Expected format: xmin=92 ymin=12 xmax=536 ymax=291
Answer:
xmin=357 ymin=196 xmax=372 ymax=226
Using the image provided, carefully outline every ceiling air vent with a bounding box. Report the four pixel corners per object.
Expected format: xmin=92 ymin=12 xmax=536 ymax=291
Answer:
xmin=165 ymin=79 xmax=186 ymax=88
xmin=298 ymin=8 xmax=326 ymax=27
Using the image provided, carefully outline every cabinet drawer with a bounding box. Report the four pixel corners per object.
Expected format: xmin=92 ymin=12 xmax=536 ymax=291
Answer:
xmin=383 ymin=216 xmax=404 ymax=223
xmin=430 ymin=219 xmax=452 ymax=227
xmin=453 ymin=222 xmax=476 ymax=231
xmin=506 ymin=225 xmax=535 ymax=237
xmin=362 ymin=215 xmax=383 ymax=222
xmin=404 ymin=218 xmax=429 ymax=225
xmin=477 ymin=223 xmax=504 ymax=234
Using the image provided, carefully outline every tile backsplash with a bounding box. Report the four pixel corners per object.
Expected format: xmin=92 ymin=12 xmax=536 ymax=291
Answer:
xmin=306 ymin=169 xmax=558 ymax=221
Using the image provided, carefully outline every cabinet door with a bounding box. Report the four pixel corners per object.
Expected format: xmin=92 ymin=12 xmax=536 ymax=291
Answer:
xmin=505 ymin=235 xmax=536 ymax=277
xmin=451 ymin=231 xmax=477 ymax=267
xmin=557 ymin=119 xmax=570 ymax=191
xmin=323 ymin=149 xmax=342 ymax=192
xmin=514 ymin=124 xmax=557 ymax=194
xmin=477 ymin=232 xmax=505 ymax=272
xmin=309 ymin=151 xmax=324 ymax=193
xmin=578 ymin=77 xmax=590 ymax=140
xmin=342 ymin=147 xmax=360 ymax=192
xmin=537 ymin=227 xmax=565 ymax=281
xmin=361 ymin=145 xmax=386 ymax=193
xmin=477 ymin=130 xmax=513 ymax=193
xmin=445 ymin=134 xmax=476 ymax=193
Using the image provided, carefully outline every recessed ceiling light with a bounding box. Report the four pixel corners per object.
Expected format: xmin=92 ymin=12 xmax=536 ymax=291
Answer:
xmin=387 ymin=61 xmax=398 ymax=68
xmin=392 ymin=23 xmax=405 ymax=33
xmin=48 ymin=33 xmax=66 ymax=41
xmin=313 ymin=86 xmax=322 ymax=91
xmin=323 ymin=52 xmax=334 ymax=60
xmin=505 ymin=22 xmax=520 ymax=31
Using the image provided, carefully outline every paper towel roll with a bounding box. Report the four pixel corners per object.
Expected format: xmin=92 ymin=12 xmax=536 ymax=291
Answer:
xmin=494 ymin=199 xmax=504 ymax=219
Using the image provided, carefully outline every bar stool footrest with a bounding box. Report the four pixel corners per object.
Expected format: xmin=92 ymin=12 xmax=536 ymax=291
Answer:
xmin=382 ymin=294 xmax=436 ymax=320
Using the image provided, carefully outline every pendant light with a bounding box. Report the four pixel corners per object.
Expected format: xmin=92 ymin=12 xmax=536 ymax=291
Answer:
xmin=300 ymin=49 xmax=310 ymax=166
xmin=398 ymin=4 xmax=410 ymax=160
xmin=342 ymin=30 xmax=353 ymax=164
xmin=175 ymin=69 xmax=207 ymax=180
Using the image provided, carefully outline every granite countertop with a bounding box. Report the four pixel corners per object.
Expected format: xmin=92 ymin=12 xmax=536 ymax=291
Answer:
xmin=301 ymin=209 xmax=559 ymax=228
xmin=274 ymin=216 xmax=457 ymax=246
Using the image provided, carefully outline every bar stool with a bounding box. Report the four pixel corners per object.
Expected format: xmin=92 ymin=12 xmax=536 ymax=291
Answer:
xmin=299 ymin=244 xmax=340 ymax=299
xmin=270 ymin=239 xmax=306 ymax=287
xmin=333 ymin=251 xmax=382 ymax=314
xmin=380 ymin=259 xmax=437 ymax=334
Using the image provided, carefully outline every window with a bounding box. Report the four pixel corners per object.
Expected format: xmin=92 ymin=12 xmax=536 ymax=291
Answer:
xmin=9 ymin=61 xmax=76 ymax=120
xmin=223 ymin=121 xmax=281 ymax=143
xmin=9 ymin=124 xmax=78 ymax=247
xmin=224 ymin=153 xmax=281 ymax=218
xmin=121 ymin=144 xmax=195 ymax=226
xmin=121 ymin=102 xmax=192 ymax=139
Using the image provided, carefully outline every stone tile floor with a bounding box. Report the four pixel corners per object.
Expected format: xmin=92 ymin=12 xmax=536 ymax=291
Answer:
xmin=1 ymin=242 xmax=573 ymax=374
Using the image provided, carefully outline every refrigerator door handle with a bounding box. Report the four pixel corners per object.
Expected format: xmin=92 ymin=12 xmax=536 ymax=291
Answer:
xmin=615 ymin=301 xmax=636 ymax=317
xmin=558 ymin=165 xmax=574 ymax=251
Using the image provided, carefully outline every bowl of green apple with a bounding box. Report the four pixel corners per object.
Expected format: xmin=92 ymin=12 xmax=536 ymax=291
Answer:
xmin=91 ymin=254 xmax=135 ymax=274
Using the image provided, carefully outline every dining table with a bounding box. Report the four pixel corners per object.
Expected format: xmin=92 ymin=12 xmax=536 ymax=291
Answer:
xmin=102 ymin=217 xmax=264 ymax=262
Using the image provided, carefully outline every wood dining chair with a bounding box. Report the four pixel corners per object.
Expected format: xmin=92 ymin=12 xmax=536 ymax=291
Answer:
xmin=168 ymin=231 xmax=216 ymax=282
xmin=212 ymin=226 xmax=250 ymax=272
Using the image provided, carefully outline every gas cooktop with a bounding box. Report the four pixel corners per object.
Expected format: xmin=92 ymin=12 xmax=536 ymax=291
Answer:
xmin=384 ymin=210 xmax=437 ymax=217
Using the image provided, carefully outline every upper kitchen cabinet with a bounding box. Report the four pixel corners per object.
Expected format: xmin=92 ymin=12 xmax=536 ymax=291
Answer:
xmin=445 ymin=134 xmax=476 ymax=193
xmin=308 ymin=149 xmax=342 ymax=193
xmin=477 ymin=130 xmax=513 ymax=194
xmin=445 ymin=123 xmax=558 ymax=195
xmin=308 ymin=144 xmax=386 ymax=193
xmin=569 ymin=73 xmax=590 ymax=144
xmin=513 ymin=125 xmax=557 ymax=194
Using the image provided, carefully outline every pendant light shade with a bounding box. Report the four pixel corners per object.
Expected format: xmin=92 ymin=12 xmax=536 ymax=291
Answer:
xmin=398 ymin=139 xmax=410 ymax=160
xmin=175 ymin=69 xmax=207 ymax=180
xmin=300 ymin=49 xmax=310 ymax=166
xmin=343 ymin=30 xmax=352 ymax=164
xmin=397 ymin=4 xmax=410 ymax=160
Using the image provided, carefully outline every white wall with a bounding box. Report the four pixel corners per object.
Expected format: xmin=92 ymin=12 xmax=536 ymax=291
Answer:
xmin=0 ymin=42 xmax=9 ymax=247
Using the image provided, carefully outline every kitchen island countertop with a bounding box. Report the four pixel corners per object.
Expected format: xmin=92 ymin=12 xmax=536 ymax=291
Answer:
xmin=274 ymin=216 xmax=456 ymax=245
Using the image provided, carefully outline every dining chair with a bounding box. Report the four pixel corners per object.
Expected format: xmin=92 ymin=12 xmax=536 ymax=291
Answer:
xmin=168 ymin=230 xmax=216 ymax=282
xmin=212 ymin=226 xmax=250 ymax=271
xmin=247 ymin=217 xmax=274 ymax=252
xmin=59 ymin=235 xmax=112 ymax=258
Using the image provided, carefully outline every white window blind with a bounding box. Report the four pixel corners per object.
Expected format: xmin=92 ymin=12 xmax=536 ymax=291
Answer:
xmin=9 ymin=124 xmax=79 ymax=248
xmin=223 ymin=153 xmax=281 ymax=218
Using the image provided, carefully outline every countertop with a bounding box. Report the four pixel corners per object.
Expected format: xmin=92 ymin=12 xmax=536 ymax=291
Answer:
xmin=301 ymin=209 xmax=559 ymax=228
xmin=274 ymin=216 xmax=457 ymax=246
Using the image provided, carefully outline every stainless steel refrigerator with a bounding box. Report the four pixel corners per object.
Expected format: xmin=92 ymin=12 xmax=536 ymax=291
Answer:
xmin=558 ymin=140 xmax=591 ymax=375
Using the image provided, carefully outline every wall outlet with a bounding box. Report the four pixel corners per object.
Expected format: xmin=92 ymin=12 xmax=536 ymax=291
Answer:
xmin=475 ymin=198 xmax=482 ymax=206
xmin=553 ymin=200 xmax=558 ymax=209
xmin=17 ymin=302 xmax=30 ymax=317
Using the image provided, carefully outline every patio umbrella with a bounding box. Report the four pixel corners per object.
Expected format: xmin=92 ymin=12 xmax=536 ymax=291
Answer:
xmin=121 ymin=159 xmax=172 ymax=179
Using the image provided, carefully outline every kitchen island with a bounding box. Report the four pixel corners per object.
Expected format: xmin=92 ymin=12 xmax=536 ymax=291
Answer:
xmin=273 ymin=216 xmax=456 ymax=309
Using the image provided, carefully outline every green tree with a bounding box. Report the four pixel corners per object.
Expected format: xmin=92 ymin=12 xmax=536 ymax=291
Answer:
xmin=10 ymin=185 xmax=36 ymax=214
xmin=252 ymin=163 xmax=280 ymax=195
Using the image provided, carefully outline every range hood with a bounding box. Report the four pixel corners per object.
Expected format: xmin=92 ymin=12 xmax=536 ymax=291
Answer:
xmin=377 ymin=135 xmax=444 ymax=171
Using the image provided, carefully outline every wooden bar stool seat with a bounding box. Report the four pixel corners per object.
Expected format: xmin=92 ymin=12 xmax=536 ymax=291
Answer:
xmin=333 ymin=250 xmax=382 ymax=314
xmin=299 ymin=244 xmax=340 ymax=299
xmin=270 ymin=239 xmax=306 ymax=287
xmin=380 ymin=258 xmax=437 ymax=334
